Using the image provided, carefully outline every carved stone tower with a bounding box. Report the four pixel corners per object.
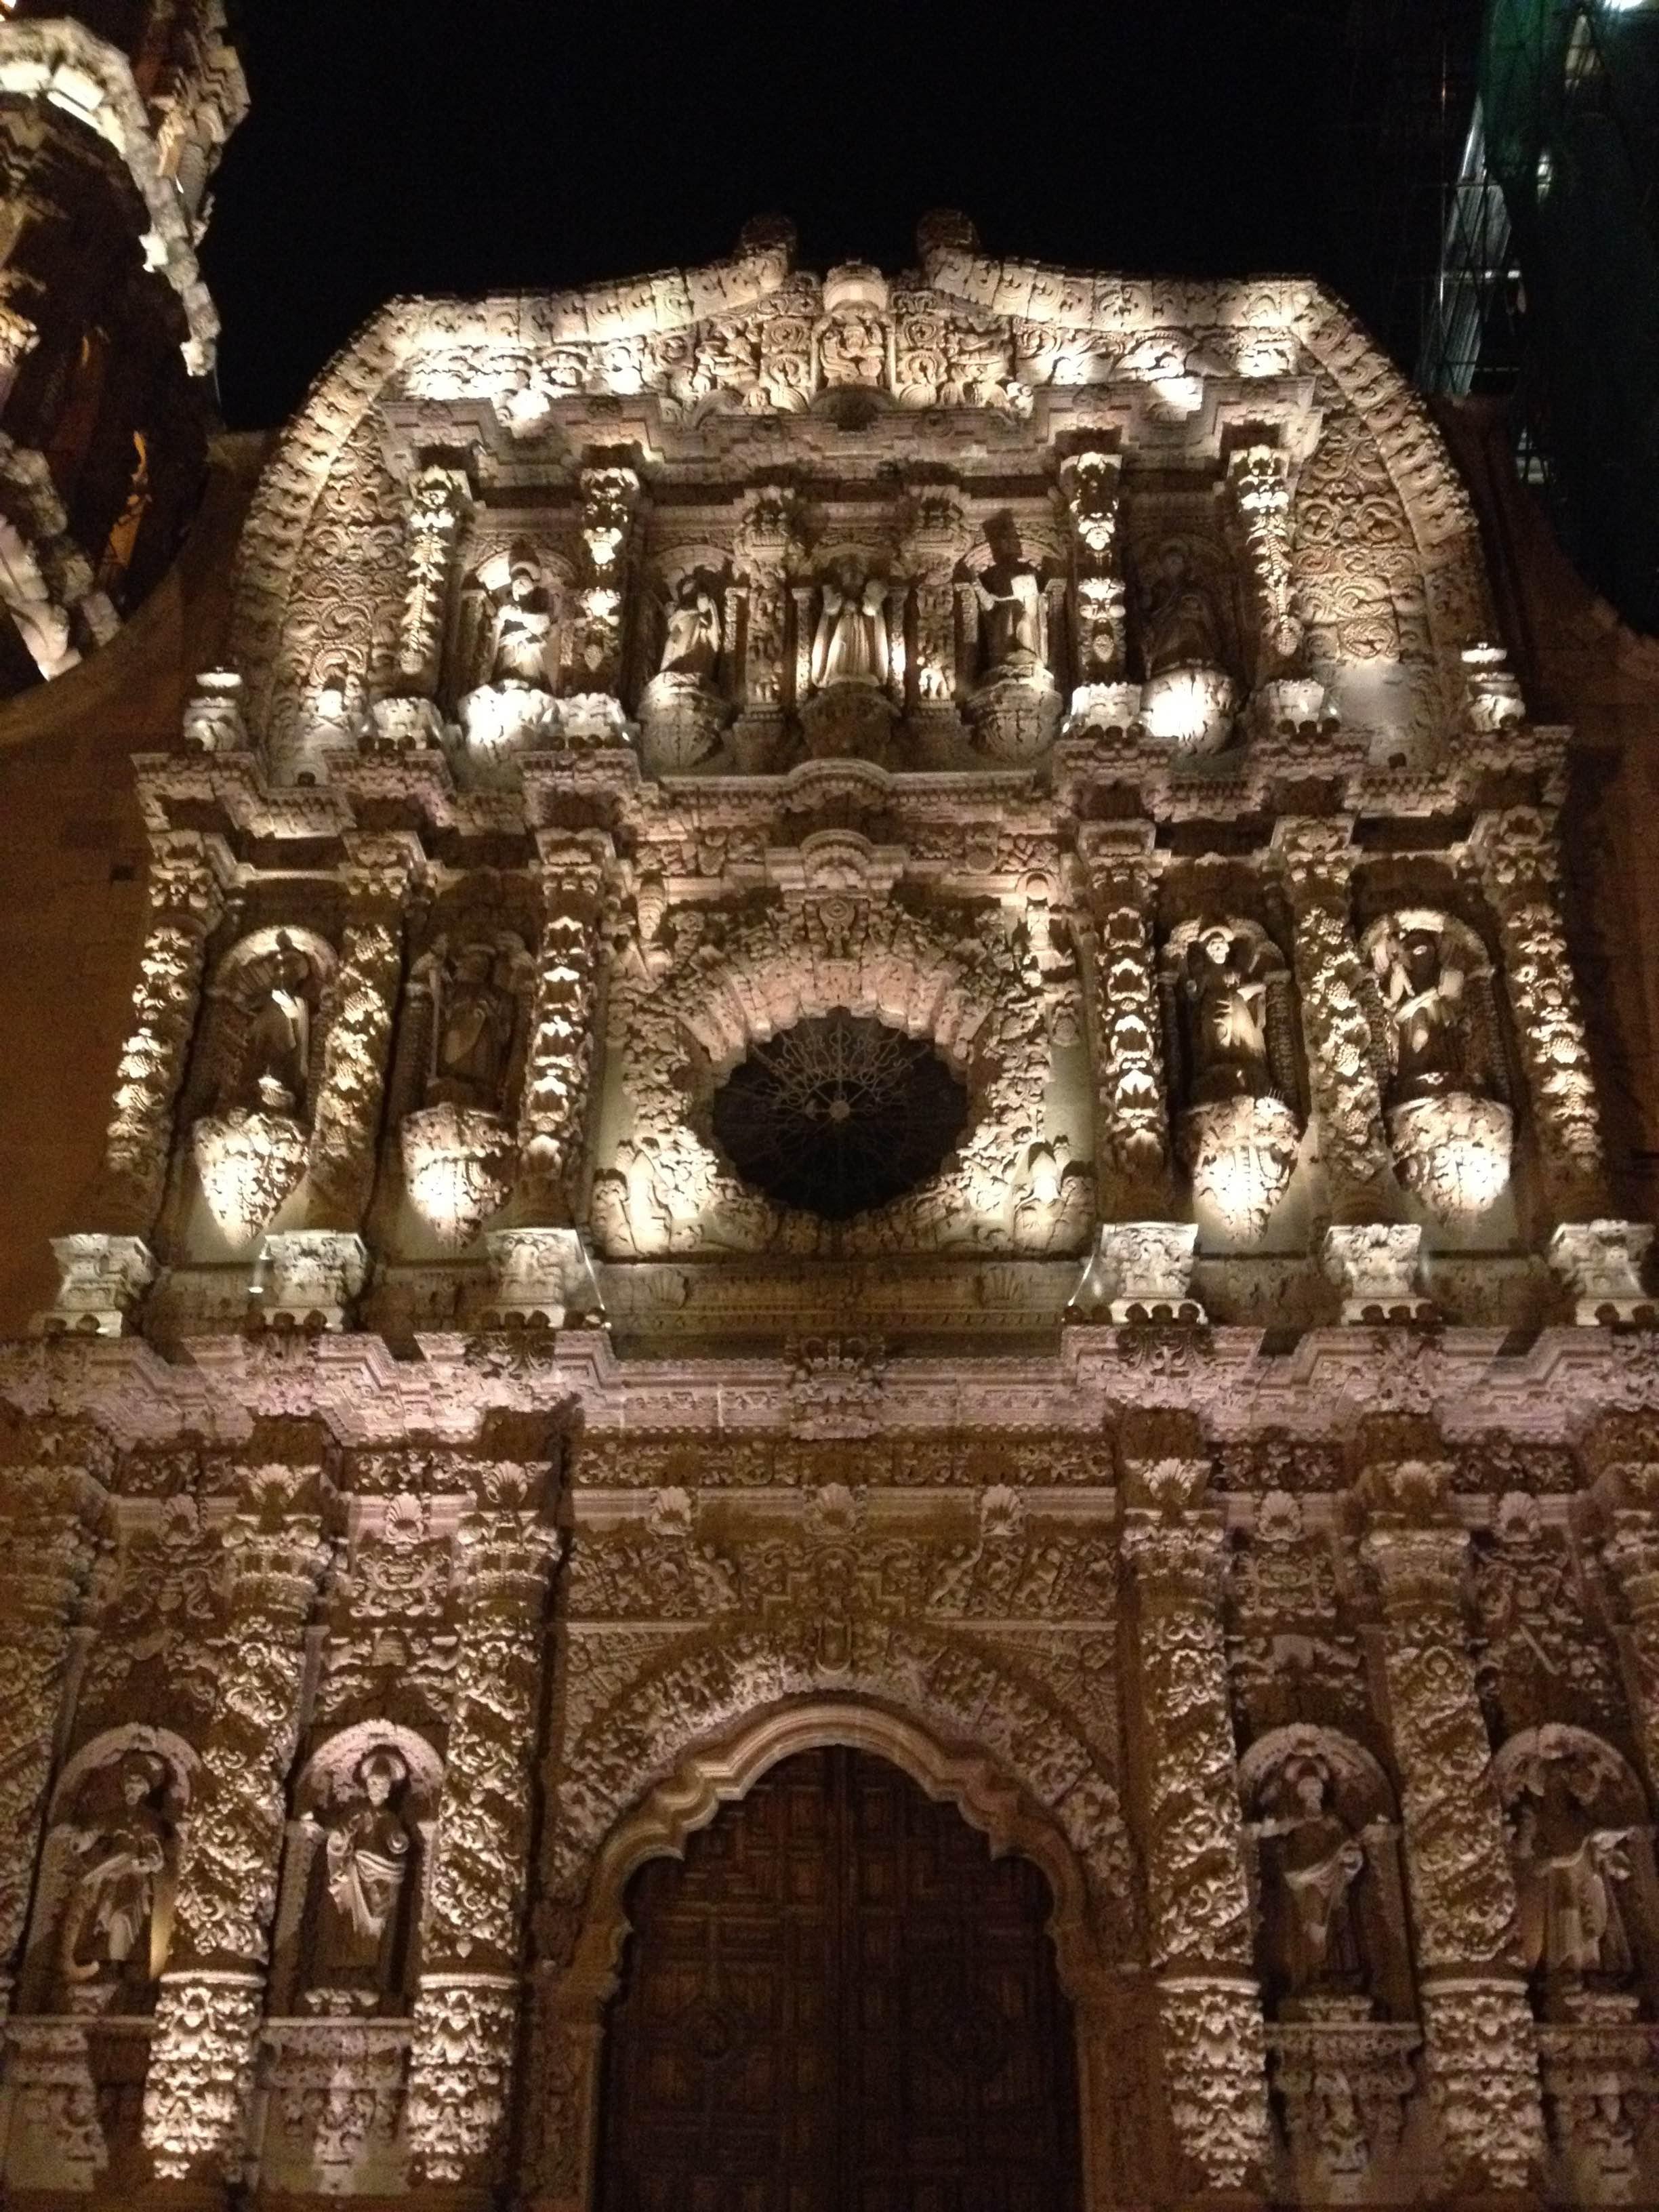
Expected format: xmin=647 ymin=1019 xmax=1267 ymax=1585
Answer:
xmin=0 ymin=0 xmax=243 ymax=689
xmin=3 ymin=213 xmax=1659 ymax=2207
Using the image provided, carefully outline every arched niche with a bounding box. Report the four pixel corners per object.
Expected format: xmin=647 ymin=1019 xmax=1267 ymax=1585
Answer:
xmin=527 ymin=1694 xmax=1132 ymax=2212
xmin=268 ymin=1721 xmax=444 ymax=2018
xmin=20 ymin=1723 xmax=199 ymax=2014
xmin=1239 ymin=1722 xmax=1414 ymax=2022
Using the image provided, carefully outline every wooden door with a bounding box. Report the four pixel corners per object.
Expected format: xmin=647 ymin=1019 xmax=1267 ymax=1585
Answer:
xmin=596 ymin=1746 xmax=1082 ymax=2212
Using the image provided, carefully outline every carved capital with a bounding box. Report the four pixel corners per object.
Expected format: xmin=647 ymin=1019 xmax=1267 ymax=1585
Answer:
xmin=1157 ymin=1975 xmax=1271 ymax=2190
xmin=1420 ymin=1975 xmax=1544 ymax=2193
xmin=406 ymin=1973 xmax=518 ymax=2186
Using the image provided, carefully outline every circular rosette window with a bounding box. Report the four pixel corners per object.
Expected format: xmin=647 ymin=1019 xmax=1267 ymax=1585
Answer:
xmin=711 ymin=1011 xmax=968 ymax=1221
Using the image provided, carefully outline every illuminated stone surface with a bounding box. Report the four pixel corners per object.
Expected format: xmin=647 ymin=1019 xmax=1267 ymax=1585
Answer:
xmin=0 ymin=217 xmax=1657 ymax=2205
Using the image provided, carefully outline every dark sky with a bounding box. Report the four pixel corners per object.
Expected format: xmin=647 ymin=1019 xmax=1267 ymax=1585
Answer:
xmin=203 ymin=1 xmax=1482 ymax=430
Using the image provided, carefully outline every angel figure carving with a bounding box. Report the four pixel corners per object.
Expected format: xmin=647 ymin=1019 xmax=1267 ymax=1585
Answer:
xmin=57 ymin=1751 xmax=176 ymax=1996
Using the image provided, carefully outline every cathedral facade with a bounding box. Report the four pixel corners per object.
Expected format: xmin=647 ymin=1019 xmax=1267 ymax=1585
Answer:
xmin=3 ymin=178 xmax=1659 ymax=2208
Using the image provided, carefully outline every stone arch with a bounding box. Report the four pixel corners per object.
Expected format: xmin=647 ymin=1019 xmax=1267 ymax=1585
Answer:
xmin=543 ymin=1626 xmax=1138 ymax=1963
xmin=663 ymin=888 xmax=999 ymax=1078
xmin=529 ymin=1691 xmax=1129 ymax=2212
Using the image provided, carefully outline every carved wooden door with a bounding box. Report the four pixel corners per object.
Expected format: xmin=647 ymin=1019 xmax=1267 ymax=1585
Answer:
xmin=596 ymin=1745 xmax=1082 ymax=2212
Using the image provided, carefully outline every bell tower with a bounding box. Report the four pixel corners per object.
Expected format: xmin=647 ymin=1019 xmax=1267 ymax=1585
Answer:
xmin=0 ymin=0 xmax=245 ymax=688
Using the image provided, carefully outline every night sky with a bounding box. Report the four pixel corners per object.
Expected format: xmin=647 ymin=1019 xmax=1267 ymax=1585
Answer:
xmin=203 ymin=1 xmax=1481 ymax=430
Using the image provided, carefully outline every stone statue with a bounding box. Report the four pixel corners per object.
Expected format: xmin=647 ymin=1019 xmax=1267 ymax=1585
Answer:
xmin=427 ymin=941 xmax=518 ymax=1111
xmin=810 ymin=560 xmax=890 ymax=689
xmin=486 ymin=559 xmax=554 ymax=689
xmin=57 ymin=1751 xmax=173 ymax=1994
xmin=1511 ymin=1748 xmax=1635 ymax=1984
xmin=1252 ymin=1754 xmax=1366 ymax=1996
xmin=306 ymin=1746 xmax=414 ymax=2004
xmin=973 ymin=520 xmax=1044 ymax=672
xmin=1375 ymin=925 xmax=1467 ymax=1101
xmin=1141 ymin=542 xmax=1223 ymax=674
xmin=659 ymin=583 xmax=721 ymax=680
xmin=239 ymin=935 xmax=312 ymax=1115
xmin=1183 ymin=926 xmax=1272 ymax=1105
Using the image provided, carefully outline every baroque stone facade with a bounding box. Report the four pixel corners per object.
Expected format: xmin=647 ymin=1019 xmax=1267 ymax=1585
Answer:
xmin=4 ymin=216 xmax=1659 ymax=2206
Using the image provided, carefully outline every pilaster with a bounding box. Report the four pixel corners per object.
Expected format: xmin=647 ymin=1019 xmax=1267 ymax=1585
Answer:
xmin=1270 ymin=817 xmax=1395 ymax=1223
xmin=301 ymin=832 xmax=419 ymax=1229
xmin=1119 ymin=1414 xmax=1269 ymax=2196
xmin=514 ymin=830 xmax=614 ymax=1225
xmin=405 ymin=1469 xmax=559 ymax=2187
xmin=1357 ymin=1420 xmax=1544 ymax=2194
xmin=1471 ymin=806 xmax=1610 ymax=1225
xmin=1072 ymin=823 xmax=1172 ymax=1218
xmin=91 ymin=831 xmax=226 ymax=1240
xmin=139 ymin=1437 xmax=330 ymax=2184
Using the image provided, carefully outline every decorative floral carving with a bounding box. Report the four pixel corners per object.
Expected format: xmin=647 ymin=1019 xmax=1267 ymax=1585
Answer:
xmin=405 ymin=1974 xmax=518 ymax=2185
xmin=1157 ymin=1975 xmax=1271 ymax=2190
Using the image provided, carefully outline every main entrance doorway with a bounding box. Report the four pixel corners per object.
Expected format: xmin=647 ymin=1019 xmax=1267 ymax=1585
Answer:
xmin=595 ymin=1744 xmax=1083 ymax=2212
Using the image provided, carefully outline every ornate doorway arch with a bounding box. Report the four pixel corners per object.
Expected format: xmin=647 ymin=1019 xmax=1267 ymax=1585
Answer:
xmin=531 ymin=1698 xmax=1128 ymax=2212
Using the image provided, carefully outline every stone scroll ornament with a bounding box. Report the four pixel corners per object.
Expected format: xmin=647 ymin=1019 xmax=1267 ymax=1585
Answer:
xmin=1270 ymin=819 xmax=1395 ymax=1219
xmin=0 ymin=1452 xmax=104 ymax=2009
xmin=1471 ymin=807 xmax=1611 ymax=1225
xmin=94 ymin=832 xmax=223 ymax=1238
xmin=1360 ymin=1456 xmax=1545 ymax=2194
xmin=140 ymin=1508 xmax=327 ymax=2182
xmin=1120 ymin=1442 xmax=1269 ymax=2194
xmin=1071 ymin=829 xmax=1172 ymax=1216
xmin=1162 ymin=918 xmax=1302 ymax=1247
xmin=405 ymin=1486 xmax=559 ymax=2186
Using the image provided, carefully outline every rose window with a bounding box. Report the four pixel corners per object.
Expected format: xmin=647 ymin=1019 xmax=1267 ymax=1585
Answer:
xmin=711 ymin=1011 xmax=968 ymax=1220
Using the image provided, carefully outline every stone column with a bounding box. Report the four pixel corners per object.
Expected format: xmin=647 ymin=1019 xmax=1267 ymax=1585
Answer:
xmin=732 ymin=483 xmax=797 ymax=762
xmin=1119 ymin=1414 xmax=1269 ymax=2195
xmin=1587 ymin=1414 xmax=1659 ymax=1798
xmin=1270 ymin=817 xmax=1395 ymax=1223
xmin=901 ymin=487 xmax=969 ymax=710
xmin=140 ymin=1457 xmax=328 ymax=2183
xmin=91 ymin=830 xmax=225 ymax=1240
xmin=1072 ymin=823 xmax=1172 ymax=1219
xmin=1471 ymin=806 xmax=1610 ymax=1225
xmin=514 ymin=830 xmax=613 ymax=1225
xmin=1357 ymin=1424 xmax=1544 ymax=2194
xmin=406 ymin=1476 xmax=558 ymax=2188
xmin=300 ymin=832 xmax=417 ymax=1230
xmin=573 ymin=465 xmax=640 ymax=697
xmin=1227 ymin=444 xmax=1301 ymax=668
xmin=1059 ymin=449 xmax=1125 ymax=684
xmin=393 ymin=464 xmax=470 ymax=698
xmin=0 ymin=1435 xmax=106 ymax=2014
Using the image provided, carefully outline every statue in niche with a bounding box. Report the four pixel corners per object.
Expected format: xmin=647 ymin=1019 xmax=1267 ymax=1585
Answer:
xmin=426 ymin=940 xmax=520 ymax=1113
xmin=1374 ymin=924 xmax=1469 ymax=1101
xmin=484 ymin=555 xmax=555 ymax=689
xmin=1510 ymin=1746 xmax=1635 ymax=1985
xmin=236 ymin=932 xmax=314 ymax=1115
xmin=56 ymin=1750 xmax=176 ymax=1998
xmin=972 ymin=518 xmax=1045 ymax=672
xmin=305 ymin=1746 xmax=415 ymax=2007
xmin=1181 ymin=926 xmax=1274 ymax=1105
xmin=1252 ymin=1753 xmax=1366 ymax=1996
xmin=1365 ymin=910 xmax=1513 ymax=1225
xmin=659 ymin=582 xmax=721 ymax=680
xmin=810 ymin=559 xmax=890 ymax=689
xmin=1140 ymin=541 xmax=1224 ymax=675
